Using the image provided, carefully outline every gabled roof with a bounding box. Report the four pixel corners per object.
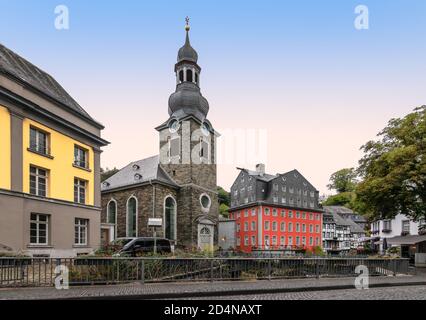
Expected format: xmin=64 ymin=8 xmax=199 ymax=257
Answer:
xmin=101 ymin=155 xmax=179 ymax=192
xmin=0 ymin=43 xmax=101 ymax=127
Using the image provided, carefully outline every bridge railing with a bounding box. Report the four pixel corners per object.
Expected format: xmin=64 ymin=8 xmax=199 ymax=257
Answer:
xmin=0 ymin=257 xmax=410 ymax=288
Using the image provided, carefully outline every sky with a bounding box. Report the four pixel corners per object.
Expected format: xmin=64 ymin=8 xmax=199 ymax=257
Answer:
xmin=1 ymin=0 xmax=425 ymax=195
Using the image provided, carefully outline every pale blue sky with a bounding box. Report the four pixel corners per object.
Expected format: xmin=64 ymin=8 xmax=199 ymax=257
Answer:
xmin=1 ymin=0 xmax=425 ymax=194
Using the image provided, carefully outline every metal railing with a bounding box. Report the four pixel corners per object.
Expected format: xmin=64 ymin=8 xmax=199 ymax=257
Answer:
xmin=0 ymin=257 xmax=410 ymax=288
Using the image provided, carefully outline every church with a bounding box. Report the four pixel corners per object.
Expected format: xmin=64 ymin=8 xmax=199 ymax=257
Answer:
xmin=100 ymin=21 xmax=219 ymax=251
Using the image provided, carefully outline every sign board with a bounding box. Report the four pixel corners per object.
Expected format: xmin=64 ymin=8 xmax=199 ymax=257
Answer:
xmin=148 ymin=218 xmax=163 ymax=227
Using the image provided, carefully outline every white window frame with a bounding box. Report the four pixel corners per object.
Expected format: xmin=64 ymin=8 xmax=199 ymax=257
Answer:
xmin=30 ymin=213 xmax=49 ymax=245
xmin=30 ymin=166 xmax=48 ymax=197
xmin=74 ymin=145 xmax=89 ymax=169
xmin=75 ymin=218 xmax=89 ymax=246
xmin=30 ymin=126 xmax=49 ymax=155
xmin=74 ymin=178 xmax=87 ymax=204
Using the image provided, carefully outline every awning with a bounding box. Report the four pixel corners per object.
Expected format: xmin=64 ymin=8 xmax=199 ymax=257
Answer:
xmin=387 ymin=235 xmax=426 ymax=246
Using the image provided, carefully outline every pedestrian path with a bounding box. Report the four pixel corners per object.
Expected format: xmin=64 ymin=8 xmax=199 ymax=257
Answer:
xmin=1 ymin=274 xmax=425 ymax=300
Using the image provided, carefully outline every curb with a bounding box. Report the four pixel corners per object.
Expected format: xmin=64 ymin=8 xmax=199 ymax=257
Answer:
xmin=60 ymin=280 xmax=426 ymax=300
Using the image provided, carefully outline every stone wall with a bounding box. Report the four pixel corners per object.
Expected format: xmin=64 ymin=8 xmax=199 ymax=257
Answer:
xmin=101 ymin=183 xmax=178 ymax=239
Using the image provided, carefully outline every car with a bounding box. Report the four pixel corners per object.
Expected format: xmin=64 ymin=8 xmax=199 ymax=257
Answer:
xmin=110 ymin=237 xmax=137 ymax=249
xmin=115 ymin=237 xmax=172 ymax=257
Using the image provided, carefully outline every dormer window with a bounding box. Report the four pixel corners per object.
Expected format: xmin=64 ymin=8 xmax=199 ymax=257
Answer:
xmin=134 ymin=174 xmax=142 ymax=181
xmin=132 ymin=164 xmax=140 ymax=171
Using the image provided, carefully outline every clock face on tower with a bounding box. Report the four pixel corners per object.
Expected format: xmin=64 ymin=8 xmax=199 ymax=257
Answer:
xmin=168 ymin=119 xmax=180 ymax=133
xmin=201 ymin=122 xmax=210 ymax=136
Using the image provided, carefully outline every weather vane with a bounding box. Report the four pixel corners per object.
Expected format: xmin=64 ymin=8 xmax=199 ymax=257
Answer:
xmin=185 ymin=16 xmax=190 ymax=31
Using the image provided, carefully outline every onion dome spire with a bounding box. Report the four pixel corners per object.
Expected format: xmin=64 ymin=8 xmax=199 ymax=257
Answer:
xmin=168 ymin=17 xmax=209 ymax=122
xmin=177 ymin=17 xmax=198 ymax=63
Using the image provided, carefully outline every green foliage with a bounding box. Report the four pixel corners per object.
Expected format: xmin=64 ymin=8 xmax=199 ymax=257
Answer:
xmin=101 ymin=167 xmax=119 ymax=182
xmin=219 ymin=203 xmax=230 ymax=218
xmin=217 ymin=186 xmax=230 ymax=207
xmin=323 ymin=192 xmax=354 ymax=207
xmin=327 ymin=168 xmax=357 ymax=193
xmin=356 ymin=106 xmax=426 ymax=221
xmin=311 ymin=246 xmax=325 ymax=256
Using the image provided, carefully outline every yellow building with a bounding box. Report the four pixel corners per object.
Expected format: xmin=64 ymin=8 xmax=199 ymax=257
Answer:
xmin=0 ymin=43 xmax=108 ymax=257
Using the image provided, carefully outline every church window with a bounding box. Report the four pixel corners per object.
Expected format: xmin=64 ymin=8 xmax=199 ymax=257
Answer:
xmin=164 ymin=196 xmax=177 ymax=240
xmin=195 ymin=72 xmax=199 ymax=84
xmin=200 ymin=194 xmax=211 ymax=209
xmin=108 ymin=200 xmax=117 ymax=225
xmin=179 ymin=70 xmax=184 ymax=82
xmin=126 ymin=197 xmax=137 ymax=237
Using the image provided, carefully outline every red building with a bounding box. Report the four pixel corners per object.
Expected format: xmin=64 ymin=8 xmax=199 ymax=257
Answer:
xmin=229 ymin=165 xmax=323 ymax=253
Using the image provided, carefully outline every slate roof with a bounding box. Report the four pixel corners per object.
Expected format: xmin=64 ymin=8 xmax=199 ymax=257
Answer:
xmin=323 ymin=206 xmax=366 ymax=234
xmin=242 ymin=169 xmax=277 ymax=182
xmin=101 ymin=155 xmax=179 ymax=192
xmin=345 ymin=219 xmax=366 ymax=234
xmin=0 ymin=43 xmax=98 ymax=124
xmin=324 ymin=205 xmax=367 ymax=223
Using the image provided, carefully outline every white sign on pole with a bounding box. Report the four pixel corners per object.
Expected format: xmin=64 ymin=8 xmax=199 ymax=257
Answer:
xmin=148 ymin=218 xmax=163 ymax=227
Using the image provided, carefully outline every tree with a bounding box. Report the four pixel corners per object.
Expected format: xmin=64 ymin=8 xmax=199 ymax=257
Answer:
xmin=101 ymin=167 xmax=119 ymax=182
xmin=322 ymin=192 xmax=354 ymax=207
xmin=219 ymin=203 xmax=230 ymax=218
xmin=356 ymin=106 xmax=426 ymax=221
xmin=217 ymin=186 xmax=230 ymax=207
xmin=327 ymin=168 xmax=357 ymax=193
xmin=217 ymin=187 xmax=230 ymax=218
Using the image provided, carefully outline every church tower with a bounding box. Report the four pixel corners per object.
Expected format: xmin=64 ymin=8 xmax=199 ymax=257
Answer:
xmin=156 ymin=18 xmax=219 ymax=250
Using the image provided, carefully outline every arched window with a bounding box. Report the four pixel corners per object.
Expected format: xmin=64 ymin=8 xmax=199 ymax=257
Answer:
xmin=200 ymin=227 xmax=210 ymax=235
xmin=127 ymin=197 xmax=137 ymax=237
xmin=179 ymin=70 xmax=184 ymax=83
xmin=164 ymin=196 xmax=176 ymax=240
xmin=107 ymin=200 xmax=116 ymax=224
xmin=186 ymin=69 xmax=193 ymax=82
xmin=195 ymin=72 xmax=199 ymax=84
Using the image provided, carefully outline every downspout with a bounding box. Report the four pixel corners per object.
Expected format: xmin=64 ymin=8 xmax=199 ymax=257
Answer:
xmin=149 ymin=179 xmax=156 ymax=218
xmin=150 ymin=179 xmax=157 ymax=254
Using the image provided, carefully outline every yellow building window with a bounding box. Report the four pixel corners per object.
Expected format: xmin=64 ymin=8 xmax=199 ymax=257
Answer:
xmin=74 ymin=178 xmax=87 ymax=204
xmin=29 ymin=165 xmax=49 ymax=197
xmin=29 ymin=126 xmax=51 ymax=156
xmin=74 ymin=145 xmax=89 ymax=169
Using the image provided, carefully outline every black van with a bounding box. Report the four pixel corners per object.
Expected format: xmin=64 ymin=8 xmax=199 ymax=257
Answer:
xmin=117 ymin=237 xmax=172 ymax=256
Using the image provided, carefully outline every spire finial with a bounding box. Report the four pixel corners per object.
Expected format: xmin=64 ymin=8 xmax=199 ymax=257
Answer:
xmin=185 ymin=16 xmax=190 ymax=32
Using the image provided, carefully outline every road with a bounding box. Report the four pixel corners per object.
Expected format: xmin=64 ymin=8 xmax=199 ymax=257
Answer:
xmin=177 ymin=285 xmax=426 ymax=300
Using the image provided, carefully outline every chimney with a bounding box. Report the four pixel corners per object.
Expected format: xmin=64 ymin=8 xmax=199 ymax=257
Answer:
xmin=255 ymin=163 xmax=265 ymax=176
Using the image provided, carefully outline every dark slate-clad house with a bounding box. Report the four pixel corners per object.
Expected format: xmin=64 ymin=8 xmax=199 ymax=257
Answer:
xmin=229 ymin=164 xmax=323 ymax=253
xmin=101 ymin=22 xmax=219 ymax=251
